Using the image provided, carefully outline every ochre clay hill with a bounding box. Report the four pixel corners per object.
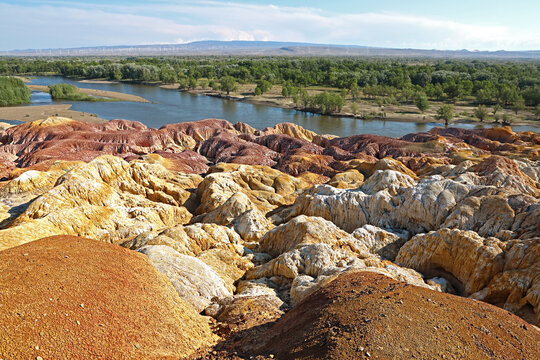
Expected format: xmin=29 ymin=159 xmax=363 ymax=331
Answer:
xmin=245 ymin=272 xmax=540 ymax=360
xmin=0 ymin=236 xmax=216 ymax=360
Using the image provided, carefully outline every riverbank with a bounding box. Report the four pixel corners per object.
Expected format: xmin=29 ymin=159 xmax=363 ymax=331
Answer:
xmin=186 ymin=86 xmax=540 ymax=127
xmin=0 ymin=104 xmax=107 ymax=123
xmin=52 ymin=78 xmax=540 ymax=127
xmin=27 ymin=84 xmax=149 ymax=103
xmin=155 ymin=81 xmax=539 ymax=127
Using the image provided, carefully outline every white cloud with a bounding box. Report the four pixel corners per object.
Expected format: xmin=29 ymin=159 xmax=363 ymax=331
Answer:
xmin=0 ymin=1 xmax=538 ymax=51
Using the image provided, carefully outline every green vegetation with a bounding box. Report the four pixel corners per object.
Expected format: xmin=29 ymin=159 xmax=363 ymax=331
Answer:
xmin=307 ymin=91 xmax=345 ymax=115
xmin=0 ymin=77 xmax=31 ymax=106
xmin=48 ymin=83 xmax=105 ymax=101
xmin=219 ymin=76 xmax=237 ymax=95
xmin=415 ymin=93 xmax=430 ymax=113
xmin=436 ymin=104 xmax=454 ymax=126
xmin=1 ymin=56 xmax=539 ymax=119
xmin=473 ymin=105 xmax=489 ymax=122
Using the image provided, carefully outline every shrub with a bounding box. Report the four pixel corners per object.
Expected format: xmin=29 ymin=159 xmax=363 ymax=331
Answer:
xmin=48 ymin=83 xmax=101 ymax=101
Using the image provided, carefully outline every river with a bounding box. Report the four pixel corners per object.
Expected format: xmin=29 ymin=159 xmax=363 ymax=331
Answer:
xmin=26 ymin=76 xmax=539 ymax=137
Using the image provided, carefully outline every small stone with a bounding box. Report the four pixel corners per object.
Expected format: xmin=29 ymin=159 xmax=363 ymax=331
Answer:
xmin=76 ymin=320 xmax=80 ymax=325
xmin=36 ymin=357 xmax=43 ymax=360
xmin=34 ymin=345 xmax=39 ymax=350
xmin=23 ymin=253 xmax=29 ymax=256
xmin=134 ymin=344 xmax=140 ymax=349
xmin=79 ymin=303 xmax=84 ymax=308
xmin=269 ymin=355 xmax=275 ymax=359
xmin=64 ymin=255 xmax=69 ymax=258
xmin=366 ymin=352 xmax=371 ymax=357
xmin=98 ymin=323 xmax=105 ymax=327
xmin=39 ymin=331 xmax=44 ymax=336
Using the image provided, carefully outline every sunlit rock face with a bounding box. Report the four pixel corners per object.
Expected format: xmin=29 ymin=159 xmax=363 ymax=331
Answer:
xmin=0 ymin=118 xmax=539 ymax=332
xmin=0 ymin=155 xmax=200 ymax=250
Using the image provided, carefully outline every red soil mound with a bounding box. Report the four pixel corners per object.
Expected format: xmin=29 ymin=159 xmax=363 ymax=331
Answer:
xmin=0 ymin=236 xmax=215 ymax=359
xmin=249 ymin=272 xmax=540 ymax=360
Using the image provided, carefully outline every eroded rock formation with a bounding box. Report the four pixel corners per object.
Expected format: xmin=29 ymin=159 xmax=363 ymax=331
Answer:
xmin=0 ymin=118 xmax=539 ymax=358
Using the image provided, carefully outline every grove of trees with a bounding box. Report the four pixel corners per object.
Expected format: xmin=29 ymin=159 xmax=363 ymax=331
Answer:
xmin=1 ymin=56 xmax=539 ymax=115
xmin=0 ymin=76 xmax=31 ymax=106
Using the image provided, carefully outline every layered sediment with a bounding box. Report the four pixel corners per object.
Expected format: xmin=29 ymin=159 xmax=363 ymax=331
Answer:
xmin=0 ymin=117 xmax=538 ymax=359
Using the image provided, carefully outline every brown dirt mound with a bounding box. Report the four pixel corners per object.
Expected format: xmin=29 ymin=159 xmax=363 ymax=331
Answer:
xmin=248 ymin=272 xmax=540 ymax=360
xmin=0 ymin=236 xmax=216 ymax=359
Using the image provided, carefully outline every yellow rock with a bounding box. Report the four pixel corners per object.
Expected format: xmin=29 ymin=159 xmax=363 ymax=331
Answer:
xmin=0 ymin=155 xmax=201 ymax=251
xmin=196 ymin=163 xmax=314 ymax=214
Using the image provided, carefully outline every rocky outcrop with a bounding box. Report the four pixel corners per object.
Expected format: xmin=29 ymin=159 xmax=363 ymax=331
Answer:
xmin=195 ymin=163 xmax=317 ymax=214
xmin=0 ymin=236 xmax=216 ymax=359
xmin=396 ymin=229 xmax=540 ymax=326
xmin=257 ymin=215 xmax=370 ymax=257
xmin=138 ymin=245 xmax=232 ymax=312
xmin=0 ymin=118 xmax=539 ymax=338
xmin=122 ymin=222 xmax=243 ymax=256
xmin=351 ymin=224 xmax=409 ymax=260
xmin=0 ymin=155 xmax=200 ymax=250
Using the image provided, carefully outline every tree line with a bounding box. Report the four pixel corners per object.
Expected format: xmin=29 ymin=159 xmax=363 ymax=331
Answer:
xmin=1 ymin=56 xmax=539 ymax=112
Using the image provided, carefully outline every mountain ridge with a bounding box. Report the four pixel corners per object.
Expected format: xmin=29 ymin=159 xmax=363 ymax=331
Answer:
xmin=2 ymin=40 xmax=539 ymax=58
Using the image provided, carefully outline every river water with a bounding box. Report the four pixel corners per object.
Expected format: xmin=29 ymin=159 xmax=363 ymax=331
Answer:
xmin=26 ymin=76 xmax=539 ymax=138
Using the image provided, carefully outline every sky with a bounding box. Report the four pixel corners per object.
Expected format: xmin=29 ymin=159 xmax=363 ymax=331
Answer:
xmin=1 ymin=0 xmax=539 ymax=51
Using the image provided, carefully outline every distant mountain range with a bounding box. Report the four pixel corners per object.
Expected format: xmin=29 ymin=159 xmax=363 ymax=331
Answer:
xmin=2 ymin=40 xmax=540 ymax=59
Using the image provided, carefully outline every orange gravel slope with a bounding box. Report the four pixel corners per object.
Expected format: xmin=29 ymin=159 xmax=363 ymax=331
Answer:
xmin=0 ymin=236 xmax=216 ymax=360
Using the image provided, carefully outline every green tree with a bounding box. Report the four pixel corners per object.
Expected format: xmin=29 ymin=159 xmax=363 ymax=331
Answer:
xmin=256 ymin=80 xmax=272 ymax=94
xmin=415 ymin=93 xmax=430 ymax=113
xmin=492 ymin=104 xmax=502 ymax=116
xmin=177 ymin=77 xmax=189 ymax=90
xmin=159 ymin=65 xmax=177 ymax=83
xmin=254 ymin=87 xmax=262 ymax=96
xmin=512 ymin=98 xmax=525 ymax=115
xmin=299 ymin=89 xmax=310 ymax=109
xmin=349 ymin=82 xmax=360 ymax=100
xmin=473 ymin=105 xmax=489 ymax=122
xmin=188 ymin=77 xmax=198 ymax=90
xmin=350 ymin=102 xmax=360 ymax=117
xmin=281 ymin=86 xmax=289 ymax=97
xmin=309 ymin=92 xmax=345 ymax=115
xmin=444 ymin=82 xmax=462 ymax=103
xmin=220 ymin=76 xmax=237 ymax=95
xmin=502 ymin=114 xmax=513 ymax=125
xmin=199 ymin=79 xmax=208 ymax=89
xmin=436 ymin=104 xmax=454 ymax=126
xmin=535 ymin=104 xmax=540 ymax=118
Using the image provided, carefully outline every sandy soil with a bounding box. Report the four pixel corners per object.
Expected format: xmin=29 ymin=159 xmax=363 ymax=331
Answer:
xmin=27 ymin=84 xmax=149 ymax=103
xmin=0 ymin=104 xmax=107 ymax=123
xmin=79 ymin=79 xmax=119 ymax=84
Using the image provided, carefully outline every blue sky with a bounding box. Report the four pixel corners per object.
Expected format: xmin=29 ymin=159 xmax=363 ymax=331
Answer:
xmin=1 ymin=0 xmax=539 ymax=51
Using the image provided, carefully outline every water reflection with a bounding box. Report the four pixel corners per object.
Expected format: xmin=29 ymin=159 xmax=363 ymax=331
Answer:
xmin=25 ymin=76 xmax=539 ymax=137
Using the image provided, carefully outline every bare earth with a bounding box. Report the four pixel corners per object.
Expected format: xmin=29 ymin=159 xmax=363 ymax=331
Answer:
xmin=27 ymin=84 xmax=149 ymax=103
xmin=0 ymin=104 xmax=107 ymax=123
